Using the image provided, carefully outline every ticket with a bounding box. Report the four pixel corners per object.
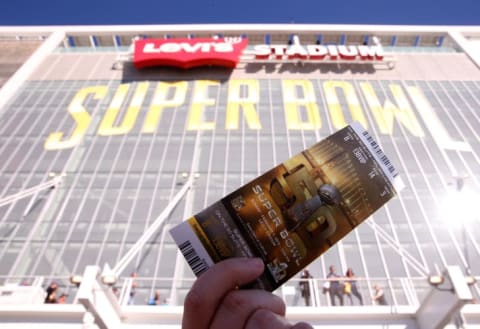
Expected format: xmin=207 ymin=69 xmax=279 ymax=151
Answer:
xmin=170 ymin=122 xmax=403 ymax=291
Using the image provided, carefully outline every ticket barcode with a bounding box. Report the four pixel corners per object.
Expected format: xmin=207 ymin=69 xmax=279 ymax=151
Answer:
xmin=179 ymin=240 xmax=208 ymax=276
xmin=360 ymin=130 xmax=398 ymax=177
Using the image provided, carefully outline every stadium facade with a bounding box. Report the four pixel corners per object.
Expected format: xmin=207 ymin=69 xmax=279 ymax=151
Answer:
xmin=0 ymin=24 xmax=479 ymax=328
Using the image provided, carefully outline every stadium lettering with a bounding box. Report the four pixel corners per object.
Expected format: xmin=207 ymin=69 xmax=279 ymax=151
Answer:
xmin=253 ymin=45 xmax=384 ymax=61
xmin=44 ymin=79 xmax=471 ymax=153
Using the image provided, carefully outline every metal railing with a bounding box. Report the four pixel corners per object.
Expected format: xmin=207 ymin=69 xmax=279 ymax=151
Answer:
xmin=1 ymin=274 xmax=478 ymax=309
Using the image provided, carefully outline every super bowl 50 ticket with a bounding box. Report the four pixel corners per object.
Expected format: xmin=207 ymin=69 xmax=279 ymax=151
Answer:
xmin=170 ymin=122 xmax=404 ymax=291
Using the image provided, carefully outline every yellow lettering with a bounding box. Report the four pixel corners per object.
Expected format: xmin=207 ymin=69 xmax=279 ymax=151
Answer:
xmin=98 ymin=82 xmax=149 ymax=136
xmin=44 ymin=86 xmax=107 ymax=150
xmin=282 ymin=80 xmax=321 ymax=130
xmin=360 ymin=82 xmax=424 ymax=137
xmin=187 ymin=80 xmax=218 ymax=130
xmin=323 ymin=81 xmax=367 ymax=129
xmin=226 ymin=79 xmax=262 ymax=130
xmin=142 ymin=81 xmax=187 ymax=133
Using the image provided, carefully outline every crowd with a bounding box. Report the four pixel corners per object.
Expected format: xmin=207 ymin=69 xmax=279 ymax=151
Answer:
xmin=44 ymin=282 xmax=68 ymax=304
xmin=42 ymin=263 xmax=388 ymax=310
xmin=299 ymin=265 xmax=388 ymax=306
xmin=31 ymin=259 xmax=479 ymax=329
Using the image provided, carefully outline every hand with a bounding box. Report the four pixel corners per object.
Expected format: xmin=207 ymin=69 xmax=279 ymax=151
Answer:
xmin=182 ymin=258 xmax=313 ymax=329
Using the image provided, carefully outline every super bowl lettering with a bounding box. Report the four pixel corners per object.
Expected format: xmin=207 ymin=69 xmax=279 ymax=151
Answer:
xmin=44 ymin=79 xmax=471 ymax=153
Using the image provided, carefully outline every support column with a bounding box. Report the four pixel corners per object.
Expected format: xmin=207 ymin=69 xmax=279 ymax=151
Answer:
xmin=0 ymin=30 xmax=65 ymax=113
xmin=449 ymin=30 xmax=480 ymax=69
xmin=76 ymin=266 xmax=122 ymax=329
xmin=416 ymin=266 xmax=474 ymax=329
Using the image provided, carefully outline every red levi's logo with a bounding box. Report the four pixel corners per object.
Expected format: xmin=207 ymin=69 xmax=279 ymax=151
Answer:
xmin=133 ymin=37 xmax=248 ymax=69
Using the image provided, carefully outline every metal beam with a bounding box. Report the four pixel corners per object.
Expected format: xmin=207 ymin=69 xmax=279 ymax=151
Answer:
xmin=416 ymin=266 xmax=474 ymax=329
xmin=102 ymin=176 xmax=194 ymax=281
xmin=0 ymin=176 xmax=62 ymax=208
xmin=0 ymin=30 xmax=65 ymax=114
xmin=76 ymin=266 xmax=121 ymax=329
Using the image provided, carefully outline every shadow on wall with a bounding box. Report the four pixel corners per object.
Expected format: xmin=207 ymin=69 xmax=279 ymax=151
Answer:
xmin=118 ymin=62 xmax=234 ymax=83
xmin=113 ymin=61 xmax=383 ymax=82
xmin=244 ymin=62 xmax=379 ymax=75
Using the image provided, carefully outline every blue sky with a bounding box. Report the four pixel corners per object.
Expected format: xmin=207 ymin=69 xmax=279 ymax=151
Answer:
xmin=0 ymin=0 xmax=479 ymax=26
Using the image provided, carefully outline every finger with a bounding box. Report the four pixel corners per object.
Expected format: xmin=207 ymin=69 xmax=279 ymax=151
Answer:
xmin=246 ymin=309 xmax=314 ymax=329
xmin=245 ymin=309 xmax=292 ymax=329
xmin=210 ymin=289 xmax=286 ymax=329
xmin=291 ymin=322 xmax=314 ymax=329
xmin=182 ymin=258 xmax=264 ymax=329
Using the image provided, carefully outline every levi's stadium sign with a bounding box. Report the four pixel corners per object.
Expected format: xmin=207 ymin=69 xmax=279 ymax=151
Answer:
xmin=251 ymin=44 xmax=384 ymax=61
xmin=133 ymin=37 xmax=384 ymax=69
xmin=133 ymin=37 xmax=248 ymax=69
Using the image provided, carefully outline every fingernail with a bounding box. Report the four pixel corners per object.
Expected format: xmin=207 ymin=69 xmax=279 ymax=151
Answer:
xmin=249 ymin=258 xmax=264 ymax=270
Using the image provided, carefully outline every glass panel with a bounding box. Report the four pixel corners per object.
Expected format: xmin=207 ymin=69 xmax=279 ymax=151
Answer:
xmin=1 ymin=73 xmax=479 ymax=308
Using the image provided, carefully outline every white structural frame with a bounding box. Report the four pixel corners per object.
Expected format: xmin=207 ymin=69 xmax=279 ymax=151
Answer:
xmin=0 ymin=24 xmax=480 ymax=329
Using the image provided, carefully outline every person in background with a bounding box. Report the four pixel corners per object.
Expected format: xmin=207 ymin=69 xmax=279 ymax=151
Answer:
xmin=58 ymin=293 xmax=68 ymax=304
xmin=298 ymin=269 xmax=313 ymax=306
xmin=44 ymin=282 xmax=58 ymax=304
xmin=372 ymin=284 xmax=388 ymax=305
xmin=344 ymin=268 xmax=363 ymax=305
xmin=148 ymin=290 xmax=161 ymax=305
xmin=112 ymin=286 xmax=119 ymax=299
xmin=128 ymin=272 xmax=137 ymax=305
xmin=45 ymin=290 xmax=58 ymax=303
xmin=20 ymin=279 xmax=30 ymax=286
xmin=182 ymin=258 xmax=313 ymax=329
xmin=326 ymin=265 xmax=344 ymax=306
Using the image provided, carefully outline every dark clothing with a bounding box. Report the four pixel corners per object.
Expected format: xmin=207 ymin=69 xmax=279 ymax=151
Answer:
xmin=327 ymin=272 xmax=344 ymax=306
xmin=44 ymin=285 xmax=57 ymax=304
xmin=128 ymin=289 xmax=136 ymax=305
xmin=378 ymin=296 xmax=387 ymax=305
xmin=376 ymin=293 xmax=388 ymax=305
xmin=299 ymin=271 xmax=313 ymax=306
xmin=374 ymin=288 xmax=388 ymax=305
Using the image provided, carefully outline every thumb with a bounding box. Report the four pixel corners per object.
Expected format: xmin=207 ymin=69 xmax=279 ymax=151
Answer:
xmin=245 ymin=309 xmax=313 ymax=329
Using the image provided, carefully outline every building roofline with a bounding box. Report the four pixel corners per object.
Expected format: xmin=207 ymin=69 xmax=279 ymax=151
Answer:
xmin=1 ymin=24 xmax=480 ymax=36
